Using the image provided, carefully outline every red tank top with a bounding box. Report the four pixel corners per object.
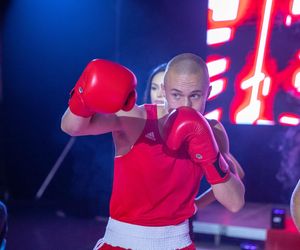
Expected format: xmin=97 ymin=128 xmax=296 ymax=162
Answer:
xmin=109 ymin=104 xmax=203 ymax=226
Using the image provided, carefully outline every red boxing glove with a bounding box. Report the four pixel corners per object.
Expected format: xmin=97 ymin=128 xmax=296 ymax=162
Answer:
xmin=163 ymin=106 xmax=230 ymax=185
xmin=68 ymin=59 xmax=137 ymax=117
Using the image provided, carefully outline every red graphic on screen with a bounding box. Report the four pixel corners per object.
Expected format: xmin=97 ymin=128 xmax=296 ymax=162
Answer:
xmin=206 ymin=0 xmax=300 ymax=126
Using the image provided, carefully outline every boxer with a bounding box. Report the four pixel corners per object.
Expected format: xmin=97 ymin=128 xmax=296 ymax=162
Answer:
xmin=61 ymin=53 xmax=245 ymax=249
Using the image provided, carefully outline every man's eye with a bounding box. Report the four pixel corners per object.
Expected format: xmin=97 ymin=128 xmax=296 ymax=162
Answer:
xmin=190 ymin=94 xmax=200 ymax=99
xmin=172 ymin=93 xmax=181 ymax=99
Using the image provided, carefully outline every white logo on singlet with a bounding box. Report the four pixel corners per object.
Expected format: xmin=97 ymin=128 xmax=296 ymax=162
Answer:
xmin=145 ymin=131 xmax=156 ymax=141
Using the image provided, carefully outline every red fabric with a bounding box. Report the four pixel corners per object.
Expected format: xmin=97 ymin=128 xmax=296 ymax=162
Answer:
xmin=98 ymin=243 xmax=196 ymax=250
xmin=265 ymin=229 xmax=300 ymax=250
xmin=265 ymin=217 xmax=300 ymax=250
xmin=285 ymin=216 xmax=300 ymax=233
xmin=98 ymin=243 xmax=125 ymax=250
xmin=110 ymin=104 xmax=203 ymax=226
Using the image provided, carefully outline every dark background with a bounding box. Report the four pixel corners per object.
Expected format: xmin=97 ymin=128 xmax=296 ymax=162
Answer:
xmin=1 ymin=0 xmax=299 ymax=217
xmin=0 ymin=0 xmax=208 ymax=216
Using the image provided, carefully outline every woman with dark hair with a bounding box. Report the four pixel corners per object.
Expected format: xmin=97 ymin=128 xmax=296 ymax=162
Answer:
xmin=143 ymin=63 xmax=167 ymax=104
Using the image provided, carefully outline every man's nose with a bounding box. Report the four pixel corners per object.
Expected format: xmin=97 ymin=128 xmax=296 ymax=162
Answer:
xmin=183 ymin=98 xmax=192 ymax=107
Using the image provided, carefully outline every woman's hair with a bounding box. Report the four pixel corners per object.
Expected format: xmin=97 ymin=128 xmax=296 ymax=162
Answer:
xmin=143 ymin=63 xmax=167 ymax=103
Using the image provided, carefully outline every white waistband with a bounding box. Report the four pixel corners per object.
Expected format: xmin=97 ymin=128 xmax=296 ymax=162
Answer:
xmin=101 ymin=217 xmax=192 ymax=250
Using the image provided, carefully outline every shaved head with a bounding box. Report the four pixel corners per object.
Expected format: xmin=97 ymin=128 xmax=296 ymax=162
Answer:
xmin=165 ymin=53 xmax=209 ymax=85
xmin=162 ymin=53 xmax=211 ymax=113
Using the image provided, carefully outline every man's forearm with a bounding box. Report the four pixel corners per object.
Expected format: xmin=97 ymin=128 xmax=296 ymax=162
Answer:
xmin=224 ymin=153 xmax=245 ymax=179
xmin=61 ymin=108 xmax=92 ymax=136
xmin=212 ymin=173 xmax=245 ymax=212
xmin=195 ymin=188 xmax=216 ymax=209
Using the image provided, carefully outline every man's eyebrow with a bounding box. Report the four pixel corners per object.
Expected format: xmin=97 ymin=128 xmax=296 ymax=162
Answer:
xmin=170 ymin=88 xmax=182 ymax=92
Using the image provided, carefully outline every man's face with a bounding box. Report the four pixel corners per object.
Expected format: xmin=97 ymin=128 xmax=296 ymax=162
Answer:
xmin=162 ymin=70 xmax=210 ymax=114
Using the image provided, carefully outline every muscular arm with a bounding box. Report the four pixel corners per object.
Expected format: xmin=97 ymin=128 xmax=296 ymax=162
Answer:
xmin=208 ymin=120 xmax=245 ymax=212
xmin=195 ymin=121 xmax=245 ymax=211
xmin=61 ymin=107 xmax=123 ymax=136
xmin=212 ymin=173 xmax=245 ymax=212
xmin=210 ymin=120 xmax=244 ymax=179
xmin=291 ymin=179 xmax=300 ymax=231
xmin=195 ymin=187 xmax=216 ymax=209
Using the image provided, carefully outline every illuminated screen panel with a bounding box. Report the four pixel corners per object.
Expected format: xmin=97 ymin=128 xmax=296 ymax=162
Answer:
xmin=205 ymin=0 xmax=300 ymax=126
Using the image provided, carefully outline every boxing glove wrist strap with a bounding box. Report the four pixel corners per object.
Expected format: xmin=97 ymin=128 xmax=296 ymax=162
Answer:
xmin=201 ymin=153 xmax=230 ymax=185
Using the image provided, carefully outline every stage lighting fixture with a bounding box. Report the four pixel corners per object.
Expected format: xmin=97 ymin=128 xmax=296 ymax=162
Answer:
xmin=271 ymin=208 xmax=286 ymax=229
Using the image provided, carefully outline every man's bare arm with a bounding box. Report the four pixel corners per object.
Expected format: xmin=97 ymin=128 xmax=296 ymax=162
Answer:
xmin=209 ymin=120 xmax=245 ymax=212
xmin=195 ymin=120 xmax=245 ymax=211
xmin=291 ymin=179 xmax=300 ymax=231
xmin=61 ymin=108 xmax=123 ymax=136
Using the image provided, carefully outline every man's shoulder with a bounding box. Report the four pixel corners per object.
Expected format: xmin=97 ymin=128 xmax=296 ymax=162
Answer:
xmin=207 ymin=119 xmax=229 ymax=142
xmin=207 ymin=119 xmax=223 ymax=131
xmin=115 ymin=104 xmax=147 ymax=119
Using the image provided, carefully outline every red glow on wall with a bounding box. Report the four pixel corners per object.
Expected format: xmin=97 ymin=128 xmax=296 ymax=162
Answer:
xmin=206 ymin=55 xmax=230 ymax=102
xmin=277 ymin=55 xmax=300 ymax=99
xmin=207 ymin=0 xmax=255 ymax=29
xmin=207 ymin=0 xmax=300 ymax=125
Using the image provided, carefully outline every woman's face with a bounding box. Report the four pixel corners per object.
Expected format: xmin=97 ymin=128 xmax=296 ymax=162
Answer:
xmin=150 ymin=71 xmax=165 ymax=104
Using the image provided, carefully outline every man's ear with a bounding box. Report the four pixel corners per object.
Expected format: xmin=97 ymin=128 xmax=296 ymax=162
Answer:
xmin=207 ymin=85 xmax=212 ymax=99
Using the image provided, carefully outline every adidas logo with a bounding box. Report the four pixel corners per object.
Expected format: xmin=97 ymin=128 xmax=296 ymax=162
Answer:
xmin=145 ymin=131 xmax=156 ymax=141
